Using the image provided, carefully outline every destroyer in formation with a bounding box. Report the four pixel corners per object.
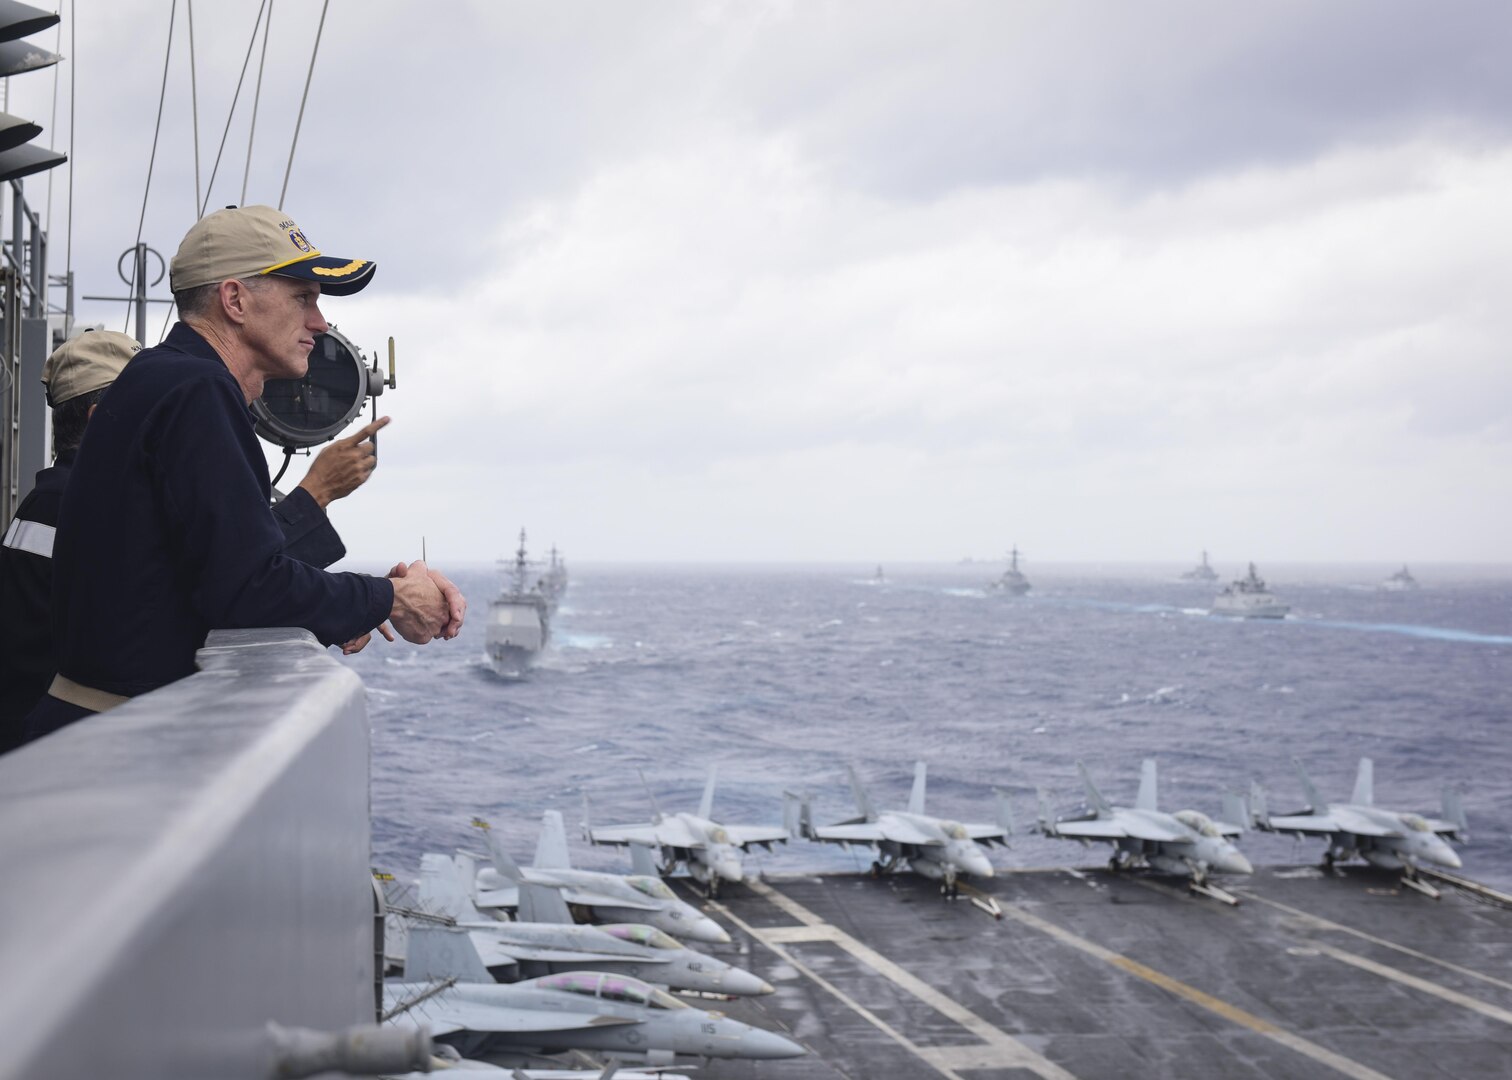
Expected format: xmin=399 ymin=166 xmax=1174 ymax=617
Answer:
xmin=1380 ymin=564 xmax=1420 ymax=591
xmin=1211 ymin=561 xmax=1289 ymax=618
xmin=988 ymin=545 xmax=1031 ymax=594
xmin=1181 ymin=549 xmax=1219 ymax=581
xmin=485 ymin=529 xmax=550 ymax=676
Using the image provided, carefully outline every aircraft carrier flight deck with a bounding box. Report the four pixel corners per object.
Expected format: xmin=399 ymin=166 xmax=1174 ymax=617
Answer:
xmin=676 ymin=866 xmax=1512 ymax=1079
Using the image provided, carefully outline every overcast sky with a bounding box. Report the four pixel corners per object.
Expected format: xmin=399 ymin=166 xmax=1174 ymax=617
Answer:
xmin=11 ymin=0 xmax=1512 ymax=564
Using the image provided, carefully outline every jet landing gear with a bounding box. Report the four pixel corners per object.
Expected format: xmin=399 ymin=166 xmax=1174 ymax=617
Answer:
xmin=1185 ymin=864 xmax=1240 ymax=907
xmin=939 ymin=870 xmax=961 ymax=901
xmin=1399 ymin=865 xmax=1442 ymax=900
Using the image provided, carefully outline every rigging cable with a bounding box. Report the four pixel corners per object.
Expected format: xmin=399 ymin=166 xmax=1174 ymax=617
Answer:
xmin=278 ymin=0 xmax=329 ymax=210
xmin=44 ymin=5 xmax=60 ymax=239
xmin=186 ymin=0 xmax=200 ymax=216
xmin=197 ymin=0 xmax=270 ymax=217
xmin=129 ymin=0 xmax=177 ymax=336
xmin=241 ymin=0 xmax=273 ymax=206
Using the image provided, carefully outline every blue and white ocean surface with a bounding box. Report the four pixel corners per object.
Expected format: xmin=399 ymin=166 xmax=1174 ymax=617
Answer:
xmin=344 ymin=564 xmax=1512 ymax=891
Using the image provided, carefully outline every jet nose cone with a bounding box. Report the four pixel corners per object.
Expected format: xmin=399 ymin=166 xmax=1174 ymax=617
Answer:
xmin=1436 ymin=846 xmax=1463 ymax=870
xmin=687 ymin=917 xmax=732 ymax=944
xmin=720 ymin=863 xmax=743 ymax=882
xmin=720 ymin=968 xmax=775 ymax=996
xmin=742 ymin=1028 xmax=806 ymax=1059
xmin=1226 ymin=851 xmax=1254 ymax=875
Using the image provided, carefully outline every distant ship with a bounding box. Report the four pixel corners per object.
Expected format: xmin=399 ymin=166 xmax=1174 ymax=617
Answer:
xmin=541 ymin=544 xmax=570 ymax=614
xmin=1380 ymin=565 xmax=1420 ymax=591
xmin=1181 ymin=550 xmax=1219 ymax=582
xmin=1211 ymin=563 xmax=1289 ymax=619
xmin=486 ymin=529 xmax=550 ymax=676
xmin=874 ymin=564 xmax=885 ymax=584
xmin=989 ymin=546 xmax=1031 ymax=595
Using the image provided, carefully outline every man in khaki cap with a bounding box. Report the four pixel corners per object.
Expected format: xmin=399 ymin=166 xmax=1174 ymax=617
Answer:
xmin=23 ymin=205 xmax=464 ymax=744
xmin=0 ymin=330 xmax=137 ymax=751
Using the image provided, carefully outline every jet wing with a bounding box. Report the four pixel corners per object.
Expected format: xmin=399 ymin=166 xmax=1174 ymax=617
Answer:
xmin=475 ymin=884 xmax=519 ymax=909
xmin=479 ymin=938 xmax=641 ymax=964
xmin=1052 ymin=818 xmax=1185 ymax=842
xmin=591 ymin=819 xmax=703 ymax=849
xmin=1264 ymin=812 xmax=1352 ymax=836
xmin=818 ymin=819 xmax=939 ymax=846
xmin=422 ymin=1002 xmax=636 ymax=1035
xmin=962 ymin=823 xmax=1008 ymax=842
xmin=811 ymin=822 xmax=887 ymax=844
xmin=722 ymin=824 xmax=791 ymax=848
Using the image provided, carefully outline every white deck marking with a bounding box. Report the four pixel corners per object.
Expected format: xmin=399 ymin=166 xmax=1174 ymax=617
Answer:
xmin=1310 ymin=941 xmax=1512 ymax=1026
xmin=723 ymin=879 xmax=1079 ymax=1080
xmin=1243 ymin=891 xmax=1512 ymax=993
xmin=996 ymin=900 xmax=1396 ymax=1080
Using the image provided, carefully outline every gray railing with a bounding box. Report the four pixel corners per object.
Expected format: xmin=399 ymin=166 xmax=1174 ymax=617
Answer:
xmin=0 ymin=628 xmax=422 ymax=1079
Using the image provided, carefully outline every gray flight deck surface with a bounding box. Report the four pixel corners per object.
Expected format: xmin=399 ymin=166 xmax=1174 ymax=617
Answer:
xmin=662 ymin=867 xmax=1511 ymax=1079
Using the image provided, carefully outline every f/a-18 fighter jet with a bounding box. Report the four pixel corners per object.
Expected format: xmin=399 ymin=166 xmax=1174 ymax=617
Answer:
xmin=1037 ymin=759 xmax=1253 ymax=904
xmin=582 ymin=767 xmax=789 ymax=897
xmin=383 ymin=926 xmax=805 ymax=1066
xmin=409 ymin=853 xmax=772 ymax=997
xmin=1250 ymin=756 xmax=1467 ymax=897
xmin=470 ymin=813 xmax=730 ymax=944
xmin=793 ymin=761 xmax=1011 ymax=904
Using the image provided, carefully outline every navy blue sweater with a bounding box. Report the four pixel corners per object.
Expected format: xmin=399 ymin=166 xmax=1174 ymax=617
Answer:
xmin=51 ymin=323 xmax=393 ymax=697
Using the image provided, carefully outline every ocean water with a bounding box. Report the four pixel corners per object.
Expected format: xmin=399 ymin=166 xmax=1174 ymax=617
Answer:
xmin=346 ymin=563 xmax=1512 ymax=891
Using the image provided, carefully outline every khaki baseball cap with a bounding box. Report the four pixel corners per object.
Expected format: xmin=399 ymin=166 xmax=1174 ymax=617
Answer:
xmin=41 ymin=329 xmax=141 ymax=406
xmin=169 ymin=204 xmax=376 ymax=296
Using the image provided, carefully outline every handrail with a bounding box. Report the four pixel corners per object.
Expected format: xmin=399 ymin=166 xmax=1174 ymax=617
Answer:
xmin=0 ymin=628 xmax=378 ymax=1079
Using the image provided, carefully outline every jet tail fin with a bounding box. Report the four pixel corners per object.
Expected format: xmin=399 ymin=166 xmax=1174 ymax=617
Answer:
xmin=534 ymin=810 xmax=573 ymax=870
xmin=993 ymin=787 xmax=1016 ymax=845
xmin=629 ymin=841 xmax=661 ymax=877
xmin=908 ymin=761 xmax=928 ymax=815
xmin=783 ymin=790 xmax=815 ymax=839
xmin=517 ymin=882 xmax=574 ymax=925
xmin=1291 ymin=757 xmax=1323 ymax=814
xmin=1135 ymin=759 xmax=1158 ymax=812
xmin=698 ymin=764 xmax=718 ymax=820
xmin=638 ymin=769 xmax=665 ymax=824
xmin=404 ymin=925 xmax=492 ymax=984
xmin=1442 ymin=785 xmax=1470 ymax=842
xmin=472 ymin=816 xmax=524 ymax=884
xmin=1034 ymin=787 xmax=1054 ymax=835
xmin=847 ymin=764 xmax=878 ymax=822
xmin=1351 ymin=758 xmax=1374 ymax=807
xmin=1221 ymin=790 xmax=1249 ymax=834
xmin=1077 ymin=761 xmax=1113 ymax=817
xmin=418 ymin=852 xmax=488 ymax=923
xmin=1248 ymin=780 xmax=1270 ymax=827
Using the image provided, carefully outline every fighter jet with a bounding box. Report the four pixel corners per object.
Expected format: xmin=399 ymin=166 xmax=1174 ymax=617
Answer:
xmin=582 ymin=767 xmax=789 ymax=897
xmin=384 ymin=926 xmax=805 ymax=1065
xmin=470 ymin=813 xmax=730 ymax=944
xmin=793 ymin=761 xmax=1011 ymax=900
xmin=1037 ymin=759 xmax=1253 ymax=903
xmin=1250 ymin=756 xmax=1467 ymax=895
xmin=409 ymin=853 xmax=771 ymax=997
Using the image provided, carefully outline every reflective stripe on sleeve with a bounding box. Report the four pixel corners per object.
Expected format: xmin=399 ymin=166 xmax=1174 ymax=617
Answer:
xmin=2 ymin=517 xmax=56 ymax=559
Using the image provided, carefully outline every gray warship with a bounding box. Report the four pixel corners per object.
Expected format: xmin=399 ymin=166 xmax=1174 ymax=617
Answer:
xmin=1181 ymin=548 xmax=1220 ymax=582
xmin=990 ymin=545 xmax=1031 ymax=595
xmin=485 ymin=528 xmax=551 ymax=677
